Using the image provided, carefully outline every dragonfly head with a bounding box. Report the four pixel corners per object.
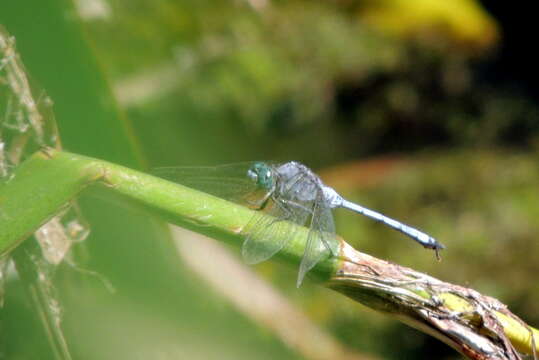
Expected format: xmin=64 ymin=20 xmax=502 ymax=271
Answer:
xmin=247 ymin=162 xmax=275 ymax=190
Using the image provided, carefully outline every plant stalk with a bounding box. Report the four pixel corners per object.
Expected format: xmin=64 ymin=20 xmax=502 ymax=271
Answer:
xmin=1 ymin=148 xmax=537 ymax=359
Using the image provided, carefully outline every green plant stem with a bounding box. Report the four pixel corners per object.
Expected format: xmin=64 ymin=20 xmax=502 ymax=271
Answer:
xmin=0 ymin=148 xmax=337 ymax=280
xmin=0 ymin=149 xmax=102 ymax=255
xmin=1 ymin=148 xmax=538 ymax=359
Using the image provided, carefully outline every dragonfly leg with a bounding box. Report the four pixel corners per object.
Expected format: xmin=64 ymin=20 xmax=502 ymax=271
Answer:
xmin=261 ymin=196 xmax=299 ymax=230
xmin=247 ymin=191 xmax=272 ymax=210
xmin=279 ymin=199 xmax=314 ymax=215
xmin=271 ymin=196 xmax=295 ymax=221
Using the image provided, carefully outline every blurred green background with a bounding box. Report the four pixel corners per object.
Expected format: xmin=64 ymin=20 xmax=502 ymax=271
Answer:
xmin=1 ymin=0 xmax=539 ymax=359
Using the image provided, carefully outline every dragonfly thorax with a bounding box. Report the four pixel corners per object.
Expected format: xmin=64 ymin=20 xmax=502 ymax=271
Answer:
xmin=274 ymin=162 xmax=322 ymax=202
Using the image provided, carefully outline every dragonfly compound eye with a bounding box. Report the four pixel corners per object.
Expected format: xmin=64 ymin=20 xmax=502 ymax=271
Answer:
xmin=248 ymin=162 xmax=274 ymax=189
xmin=247 ymin=168 xmax=258 ymax=183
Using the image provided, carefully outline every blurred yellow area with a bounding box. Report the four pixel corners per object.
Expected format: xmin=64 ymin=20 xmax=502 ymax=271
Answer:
xmin=358 ymin=0 xmax=500 ymax=53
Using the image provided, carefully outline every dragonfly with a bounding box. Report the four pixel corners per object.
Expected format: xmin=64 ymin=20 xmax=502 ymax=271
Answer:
xmin=154 ymin=161 xmax=444 ymax=286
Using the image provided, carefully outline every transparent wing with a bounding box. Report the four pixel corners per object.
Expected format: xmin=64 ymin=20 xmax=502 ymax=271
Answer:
xmin=152 ymin=162 xmax=267 ymax=205
xmin=297 ymin=195 xmax=337 ymax=287
xmin=315 ymin=198 xmax=338 ymax=257
xmin=241 ymin=201 xmax=295 ymax=264
xmin=242 ymin=196 xmax=313 ymax=264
